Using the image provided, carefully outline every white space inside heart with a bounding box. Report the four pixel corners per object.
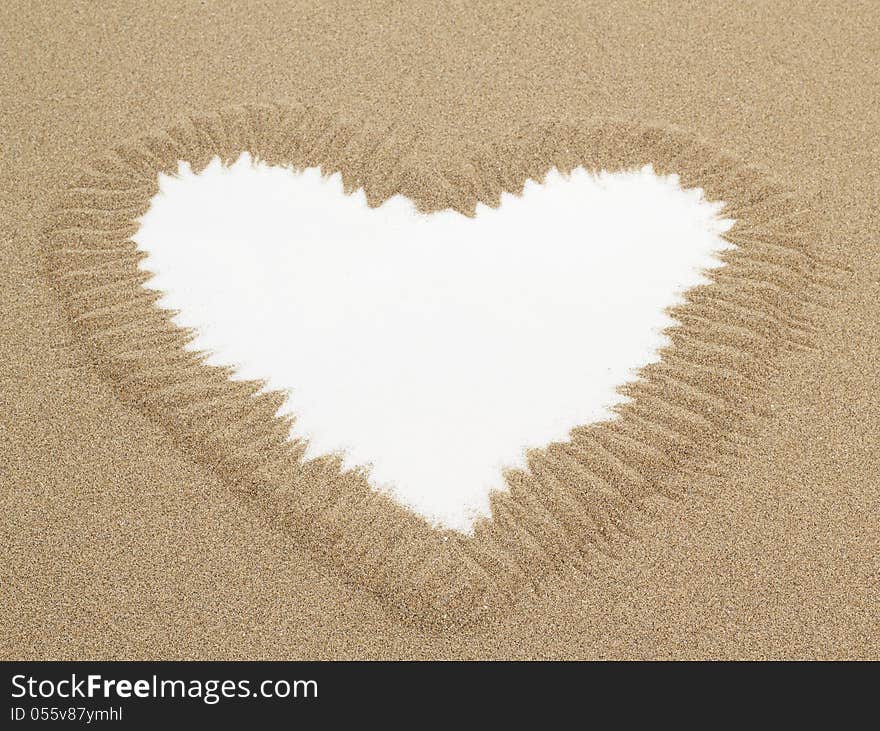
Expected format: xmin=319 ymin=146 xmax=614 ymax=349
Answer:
xmin=134 ymin=153 xmax=733 ymax=532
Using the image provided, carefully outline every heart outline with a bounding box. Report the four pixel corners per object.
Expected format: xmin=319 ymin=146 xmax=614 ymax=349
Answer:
xmin=44 ymin=103 xmax=833 ymax=627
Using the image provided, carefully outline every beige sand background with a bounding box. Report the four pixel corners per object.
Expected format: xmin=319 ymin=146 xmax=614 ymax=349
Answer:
xmin=1 ymin=1 xmax=878 ymax=658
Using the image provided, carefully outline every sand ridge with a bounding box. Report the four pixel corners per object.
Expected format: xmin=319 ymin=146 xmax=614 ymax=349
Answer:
xmin=42 ymin=104 xmax=838 ymax=627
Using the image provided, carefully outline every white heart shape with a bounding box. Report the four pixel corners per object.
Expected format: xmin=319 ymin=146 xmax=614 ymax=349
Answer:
xmin=134 ymin=153 xmax=733 ymax=532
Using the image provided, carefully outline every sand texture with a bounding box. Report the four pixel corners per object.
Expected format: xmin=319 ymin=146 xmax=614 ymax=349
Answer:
xmin=1 ymin=1 xmax=878 ymax=658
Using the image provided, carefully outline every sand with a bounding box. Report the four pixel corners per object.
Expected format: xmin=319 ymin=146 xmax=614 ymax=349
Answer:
xmin=1 ymin=1 xmax=877 ymax=658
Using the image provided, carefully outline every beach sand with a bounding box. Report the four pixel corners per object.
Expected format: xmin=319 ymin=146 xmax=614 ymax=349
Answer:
xmin=1 ymin=0 xmax=877 ymax=659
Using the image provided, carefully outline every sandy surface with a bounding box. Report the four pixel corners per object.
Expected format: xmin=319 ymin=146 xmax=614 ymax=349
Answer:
xmin=1 ymin=1 xmax=878 ymax=659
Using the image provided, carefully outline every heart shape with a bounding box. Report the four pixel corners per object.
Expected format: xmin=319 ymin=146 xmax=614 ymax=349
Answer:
xmin=133 ymin=155 xmax=732 ymax=532
xmin=44 ymin=104 xmax=821 ymax=626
